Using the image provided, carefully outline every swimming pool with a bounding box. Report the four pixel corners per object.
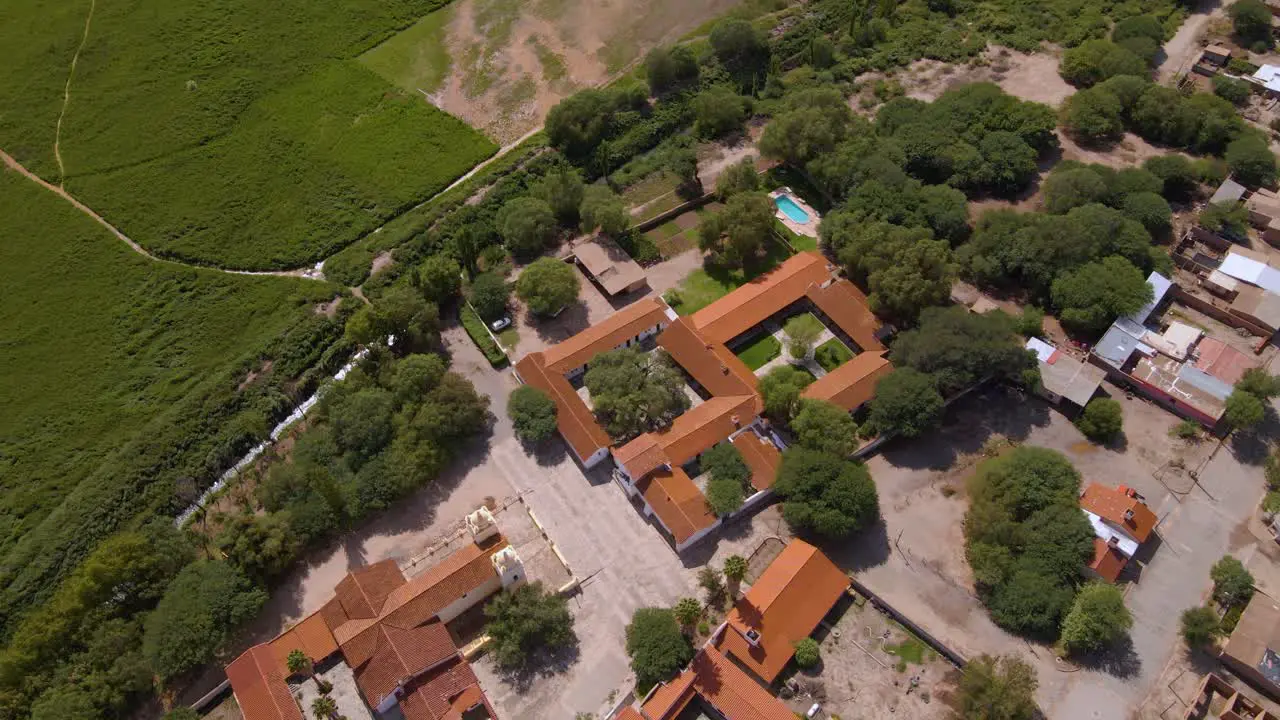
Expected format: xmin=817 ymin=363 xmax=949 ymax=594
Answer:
xmin=774 ymin=194 xmax=811 ymax=223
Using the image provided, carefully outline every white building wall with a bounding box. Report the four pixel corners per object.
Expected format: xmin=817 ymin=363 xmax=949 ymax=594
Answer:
xmin=436 ymin=575 xmax=502 ymax=624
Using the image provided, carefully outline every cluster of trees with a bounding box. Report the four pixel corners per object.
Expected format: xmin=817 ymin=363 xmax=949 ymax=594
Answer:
xmin=954 ymin=654 xmax=1040 ymax=720
xmin=516 ymin=257 xmax=580 ymax=317
xmin=584 ymin=348 xmax=690 ymax=440
xmin=1181 ymin=555 xmax=1256 ymax=648
xmin=774 ymin=447 xmax=880 ymax=538
xmin=964 ymin=448 xmax=1108 ymax=643
xmin=701 ymin=443 xmax=753 ymax=516
xmin=1224 ymin=367 xmax=1280 ymax=432
xmin=1059 ymin=14 xmax=1165 ymax=88
xmin=697 ymin=190 xmax=778 ymax=267
xmin=494 ymin=168 xmax=632 ymax=261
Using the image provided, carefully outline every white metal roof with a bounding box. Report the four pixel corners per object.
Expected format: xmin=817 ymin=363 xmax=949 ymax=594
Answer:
xmin=1025 ymin=337 xmax=1056 ymax=363
xmin=1219 ymin=252 xmax=1280 ymax=295
xmin=1125 ymin=272 xmax=1173 ymax=325
xmin=1208 ymin=269 xmax=1240 ymax=292
xmin=1255 ymin=64 xmax=1280 ymax=92
xmin=1084 ymin=510 xmax=1140 ymax=557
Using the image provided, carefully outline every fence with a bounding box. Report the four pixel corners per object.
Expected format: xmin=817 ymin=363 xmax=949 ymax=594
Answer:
xmin=847 ymin=576 xmax=968 ymax=669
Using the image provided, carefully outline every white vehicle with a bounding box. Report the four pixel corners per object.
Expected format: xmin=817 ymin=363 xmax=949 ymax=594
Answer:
xmin=489 ymin=316 xmax=512 ymax=332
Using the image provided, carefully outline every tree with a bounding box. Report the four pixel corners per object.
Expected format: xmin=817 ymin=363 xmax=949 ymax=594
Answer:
xmin=706 ymin=474 xmax=746 ymax=516
xmin=416 ymin=255 xmax=462 ymax=304
xmin=469 ymin=272 xmax=509 ymax=320
xmin=585 ymin=349 xmax=690 ymax=439
xmin=784 ymin=313 xmax=824 ymax=360
xmin=1211 ymin=555 xmax=1256 ymax=607
xmin=891 ymin=307 xmax=1037 ymax=395
xmin=1076 ymin=398 xmax=1124 ymax=443
xmin=485 ymin=582 xmax=576 ymax=668
xmin=345 ymin=286 xmax=439 ymax=351
xmin=774 ymin=448 xmax=879 ymax=538
xmin=668 ymin=147 xmax=702 ymax=197
xmin=1060 ymin=40 xmax=1146 ymax=87
xmin=1052 ymin=256 xmax=1153 ymax=334
xmin=142 ymin=561 xmax=266 ymax=679
xmin=700 ymin=192 xmax=775 ymax=266
xmin=1061 ymin=582 xmax=1132 ymax=654
xmin=516 ymin=257 xmax=579 ymax=316
xmin=866 ymin=233 xmax=955 ymax=323
xmin=545 ymin=87 xmax=645 ymax=159
xmin=792 ymin=399 xmax=859 ymax=456
xmin=1144 ymin=154 xmax=1199 ymax=200
xmin=1240 ymin=368 xmax=1280 ymax=398
xmin=286 ymin=649 xmax=312 ymax=679
xmin=1042 ymin=168 xmax=1109 ymax=214
xmin=1225 ymin=390 xmax=1266 ymax=431
xmin=326 ymin=386 xmax=395 ymax=460
xmin=698 ymin=566 xmax=726 ymax=607
xmin=1200 ymin=201 xmax=1250 ymax=237
xmin=215 ymin=511 xmax=300 ymax=584
xmin=1227 ymin=133 xmax=1279 ymax=187
xmin=1112 ymin=15 xmax=1165 ymax=45
xmin=724 ymin=555 xmax=748 ymax=597
xmin=498 ymin=197 xmax=558 ymax=259
xmin=1061 ymin=87 xmax=1124 ymax=143
xmin=1181 ymin=606 xmax=1222 ymax=648
xmin=760 ymin=88 xmax=860 ymax=166
xmin=673 ymin=598 xmax=702 ymax=630
xmin=1121 ymin=191 xmax=1172 ymax=237
xmin=645 ymin=45 xmax=698 ymax=95
xmin=693 ymin=86 xmax=750 ymax=138
xmin=163 ymin=710 xmax=200 ymax=720
xmin=579 ymin=185 xmax=630 ymax=237
xmin=1230 ymin=0 xmax=1274 ymax=47
xmin=1213 ymin=75 xmax=1254 ymax=106
xmin=793 ymin=637 xmax=821 ymax=668
xmin=509 ymin=385 xmax=558 ymax=443
xmin=956 ymin=655 xmax=1039 ymax=720
xmin=759 ymin=365 xmax=815 ymax=421
xmin=702 ymin=443 xmax=750 ymax=515
xmin=540 ymin=168 xmax=586 ymax=226
xmin=626 ymin=608 xmax=694 ymax=693
xmin=311 ymin=696 xmax=337 ymax=719
xmin=866 ymin=368 xmax=944 ymax=437
xmin=716 ymin=157 xmax=760 ymax=199
xmin=709 ymin=19 xmax=768 ymax=75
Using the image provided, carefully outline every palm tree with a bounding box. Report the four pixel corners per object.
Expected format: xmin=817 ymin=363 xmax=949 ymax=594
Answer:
xmin=286 ymin=649 xmax=317 ymax=688
xmin=724 ymin=555 xmax=748 ymax=598
xmin=311 ymin=696 xmax=337 ymax=720
xmin=673 ymin=597 xmax=702 ymax=633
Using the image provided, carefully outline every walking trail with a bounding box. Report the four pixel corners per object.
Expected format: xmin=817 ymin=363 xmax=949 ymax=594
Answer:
xmin=54 ymin=0 xmax=95 ymax=185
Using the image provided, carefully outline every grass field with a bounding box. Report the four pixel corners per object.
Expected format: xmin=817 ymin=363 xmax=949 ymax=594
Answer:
xmin=0 ymin=171 xmax=338 ymax=632
xmin=359 ymin=6 xmax=458 ymax=95
xmin=669 ymin=237 xmax=792 ymax=315
xmin=0 ymin=0 xmax=496 ymax=270
xmin=815 ymin=337 xmax=854 ymax=372
xmin=734 ymin=334 xmax=781 ymax=371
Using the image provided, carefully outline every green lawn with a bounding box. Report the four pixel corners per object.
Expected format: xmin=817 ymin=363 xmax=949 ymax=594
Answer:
xmin=815 ymin=338 xmax=854 ymax=372
xmin=669 ymin=237 xmax=793 ymax=315
xmin=359 ymin=4 xmax=457 ymax=94
xmin=775 ymin=220 xmax=817 ymax=251
xmin=1 ymin=0 xmax=495 ymax=270
xmin=734 ymin=334 xmax=782 ymax=371
xmin=0 ymin=171 xmax=338 ymax=630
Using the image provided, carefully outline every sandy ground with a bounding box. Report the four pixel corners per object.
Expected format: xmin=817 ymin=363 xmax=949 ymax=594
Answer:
xmin=1158 ymin=0 xmax=1230 ymax=83
xmin=896 ymin=46 xmax=1075 ymax=107
xmin=425 ymin=0 xmax=742 ymax=142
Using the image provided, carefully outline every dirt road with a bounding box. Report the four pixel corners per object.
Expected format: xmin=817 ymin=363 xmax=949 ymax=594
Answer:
xmin=1158 ymin=0 xmax=1229 ymax=83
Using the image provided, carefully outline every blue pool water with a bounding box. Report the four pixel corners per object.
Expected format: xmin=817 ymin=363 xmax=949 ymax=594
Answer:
xmin=774 ymin=194 xmax=810 ymax=223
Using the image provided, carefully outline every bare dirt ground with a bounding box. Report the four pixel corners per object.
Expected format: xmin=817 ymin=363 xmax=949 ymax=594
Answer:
xmin=1158 ymin=0 xmax=1229 ymax=83
xmin=897 ymin=46 xmax=1074 ymax=107
xmin=427 ymin=0 xmax=742 ymax=143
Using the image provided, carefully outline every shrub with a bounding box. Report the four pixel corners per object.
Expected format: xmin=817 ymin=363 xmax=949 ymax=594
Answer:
xmin=509 ymin=386 xmax=558 ymax=443
xmin=1060 ymin=582 xmax=1132 ymax=654
xmin=626 ymin=609 xmax=694 ymax=692
xmin=774 ymin=448 xmax=879 ymax=538
xmin=956 ymin=655 xmax=1038 ymax=720
xmin=1226 ymin=133 xmax=1279 ymax=187
xmin=793 ymin=637 xmax=821 ymax=668
xmin=459 ymin=304 xmax=506 ymax=366
xmin=1016 ymin=307 xmax=1044 ymax=337
xmin=1076 ymin=398 xmax=1124 ymax=443
xmin=1211 ymin=555 xmax=1256 ymax=608
xmin=1213 ymin=75 xmax=1254 ymax=106
xmin=468 ymin=272 xmax=510 ymax=321
xmin=1172 ymin=419 xmax=1201 ymax=440
xmin=1180 ymin=605 xmax=1222 ymax=648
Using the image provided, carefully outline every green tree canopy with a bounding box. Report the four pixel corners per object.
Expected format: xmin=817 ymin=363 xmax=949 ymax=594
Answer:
xmin=417 ymin=255 xmax=462 ymax=304
xmin=645 ymin=45 xmax=699 ymax=95
xmin=142 ymin=561 xmax=266 ymax=679
xmin=484 ymin=581 xmax=576 ymax=668
xmin=1239 ymin=368 xmax=1280 ymax=398
xmin=215 ymin=511 xmax=300 ymax=584
xmin=498 ymin=197 xmax=558 ymax=260
xmin=792 ymin=399 xmax=859 ymax=456
xmin=1226 ymin=133 xmax=1279 ymax=187
xmin=1211 ymin=555 xmax=1256 ymax=607
xmin=1043 ymin=167 xmax=1109 ymax=214
xmin=585 ymin=349 xmax=690 ymax=440
xmin=579 ymin=185 xmax=630 ymax=238
xmin=1076 ymin=397 xmax=1124 ymax=443
xmin=774 ymin=448 xmax=879 ymax=538
xmin=1061 ymin=582 xmax=1133 ymax=654
xmin=539 ymin=168 xmax=586 ymax=226
xmin=702 ymin=443 xmax=751 ymax=516
xmin=1144 ymin=154 xmax=1199 ymax=200
xmin=956 ymin=655 xmax=1039 ymax=720
xmin=468 ymin=272 xmax=510 ymax=320
xmin=693 ymin=86 xmax=751 ymax=138
xmin=784 ymin=313 xmax=824 ymax=360
xmin=345 ymin=286 xmax=440 ymax=351
xmin=866 ymin=368 xmax=945 ymax=438
xmin=1060 ymin=40 xmax=1146 ymax=87
xmin=516 ymin=257 xmax=580 ymax=317
xmin=890 ymin=307 xmax=1037 ymax=395
xmin=760 ymin=88 xmax=861 ymax=167
xmin=793 ymin=637 xmax=821 ymax=668
xmin=1061 ymin=87 xmax=1124 ymax=143
xmin=759 ymin=364 xmax=815 ymax=421
xmin=716 ymin=157 xmax=760 ymax=199
xmin=1200 ymin=201 xmax=1250 ymax=238
xmin=709 ymin=18 xmax=769 ymax=74
xmin=1213 ymin=75 xmax=1254 ymax=106
xmin=1230 ymin=0 xmax=1274 ymax=46
xmin=1051 ymin=256 xmax=1153 ymax=334
xmin=509 ymin=385 xmax=559 ymax=444
xmin=1121 ymin=191 xmax=1172 ymax=237
xmin=1180 ymin=606 xmax=1222 ymax=648
xmin=626 ymin=608 xmax=694 ymax=693
xmin=698 ymin=191 xmax=776 ymax=267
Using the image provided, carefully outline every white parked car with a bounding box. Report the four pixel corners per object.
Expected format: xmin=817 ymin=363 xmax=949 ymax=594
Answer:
xmin=489 ymin=316 xmax=512 ymax=332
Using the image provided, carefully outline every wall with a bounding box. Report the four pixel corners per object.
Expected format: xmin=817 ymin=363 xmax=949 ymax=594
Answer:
xmin=1174 ymin=287 xmax=1275 ymax=337
xmin=437 ymin=575 xmax=502 ymax=624
xmin=631 ymin=192 xmax=717 ymax=234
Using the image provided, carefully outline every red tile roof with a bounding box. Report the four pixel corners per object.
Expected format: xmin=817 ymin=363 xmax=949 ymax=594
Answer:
xmin=352 ymin=621 xmax=458 ymax=708
xmin=540 ymin=297 xmax=669 ymax=374
xmin=614 ymin=395 xmax=760 ymax=479
xmin=690 ymin=252 xmax=835 ymax=344
xmin=730 ymin=431 xmax=783 ymax=492
xmin=716 ymin=540 xmax=849 ymax=683
xmin=1089 ymin=537 xmax=1129 ymax=583
xmin=226 ymin=644 xmax=304 ymax=720
xmin=515 ymin=352 xmax=611 ymax=464
xmin=1080 ymin=483 xmax=1157 ymax=543
xmin=801 ymin=351 xmax=893 ymax=411
xmin=615 ymin=707 xmax=646 ymax=720
xmin=657 ymin=316 xmax=757 ymax=398
xmin=637 ymin=466 xmax=718 ymax=544
xmin=327 ymin=559 xmax=406 ymax=628
xmin=268 ymin=610 xmax=339 ymax=676
xmin=805 ymin=278 xmax=886 ymax=352
xmin=397 ymin=656 xmax=494 ymax=720
xmin=640 ymin=648 xmax=795 ymax=720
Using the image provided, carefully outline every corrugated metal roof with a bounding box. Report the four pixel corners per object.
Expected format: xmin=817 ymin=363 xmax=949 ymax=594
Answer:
xmin=1210 ymin=179 xmax=1247 ymax=205
xmin=1220 ymin=252 xmax=1280 ymax=295
xmin=1125 ymin=272 xmax=1172 ymax=325
xmin=1177 ymin=364 xmax=1235 ymax=401
xmin=1095 ymin=325 xmax=1146 ymax=368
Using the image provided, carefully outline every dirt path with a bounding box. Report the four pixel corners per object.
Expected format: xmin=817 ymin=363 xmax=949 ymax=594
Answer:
xmin=1157 ymin=0 xmax=1229 ymax=83
xmin=54 ymin=0 xmax=95 ymax=185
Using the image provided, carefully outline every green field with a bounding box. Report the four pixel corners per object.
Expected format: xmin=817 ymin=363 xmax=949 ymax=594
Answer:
xmin=0 ymin=171 xmax=338 ymax=632
xmin=734 ymin=334 xmax=782 ymax=371
xmin=815 ymin=337 xmax=854 ymax=372
xmin=0 ymin=0 xmax=495 ymax=271
xmin=359 ymin=5 xmax=457 ymax=95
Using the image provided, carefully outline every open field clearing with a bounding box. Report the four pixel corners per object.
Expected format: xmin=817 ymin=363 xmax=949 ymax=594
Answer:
xmin=0 ymin=0 xmax=496 ymax=270
xmin=0 ymin=170 xmax=337 ymax=632
xmin=362 ymin=0 xmax=746 ymax=143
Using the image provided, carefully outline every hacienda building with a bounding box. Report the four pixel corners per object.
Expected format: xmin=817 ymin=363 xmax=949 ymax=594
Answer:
xmin=514 ymin=252 xmax=892 ymax=552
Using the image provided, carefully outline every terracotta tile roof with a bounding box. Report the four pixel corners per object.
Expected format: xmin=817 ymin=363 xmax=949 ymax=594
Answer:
xmin=352 ymin=621 xmax=458 ymax=708
xmin=540 ymin=297 xmax=670 ymax=374
xmin=268 ymin=610 xmax=339 ymax=675
xmin=226 ymin=644 xmax=303 ymax=720
xmin=730 ymin=431 xmax=783 ymax=491
xmin=515 ymin=352 xmax=611 ymax=463
xmin=1080 ymin=483 xmax=1157 ymax=543
xmin=801 ymin=351 xmax=893 ymax=411
xmin=614 ymin=394 xmax=760 ymax=479
xmin=397 ymin=656 xmax=494 ymax=720
xmin=658 ymin=317 xmax=757 ymax=398
xmin=1089 ymin=537 xmax=1129 ymax=583
xmin=640 ymin=648 xmax=795 ymax=720
xmin=328 ymin=559 xmax=406 ymax=628
xmin=612 ymin=435 xmax=668 ymax=479
xmin=806 ymin=278 xmax=885 ymax=352
xmin=716 ymin=540 xmax=849 ymax=683
xmin=691 ymin=252 xmax=834 ymax=344
xmin=637 ymin=466 xmax=718 ymax=544
xmin=615 ymin=707 xmax=646 ymax=720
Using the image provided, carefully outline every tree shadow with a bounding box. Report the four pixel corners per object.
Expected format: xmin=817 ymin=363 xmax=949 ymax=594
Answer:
xmin=495 ymin=638 xmax=582 ymax=694
xmin=1071 ymin=634 xmax=1142 ymax=679
xmin=815 ymin=519 xmax=891 ymax=573
xmin=877 ymin=386 xmax=1051 ymax=471
xmin=527 ymin=299 xmax=591 ymax=343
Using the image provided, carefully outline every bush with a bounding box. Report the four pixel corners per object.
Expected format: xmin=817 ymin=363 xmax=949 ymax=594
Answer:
xmin=1211 ymin=555 xmax=1256 ymax=608
xmin=516 ymin=258 xmax=580 ymax=317
xmin=793 ymin=637 xmax=821 ymax=668
xmin=484 ymin=582 xmax=576 ymax=668
xmin=1060 ymin=40 xmax=1146 ymax=87
xmin=774 ymin=448 xmax=879 ymax=538
xmin=1144 ymin=155 xmax=1199 ymax=200
xmin=626 ymin=608 xmax=694 ymax=693
xmin=459 ymin=304 xmax=506 ymax=366
xmin=1016 ymin=307 xmax=1045 ymax=337
xmin=1060 ymin=582 xmax=1132 ymax=654
xmin=1200 ymin=201 xmax=1250 ymax=238
xmin=956 ymin=655 xmax=1038 ymax=720
xmin=1225 ymin=390 xmax=1267 ymax=431
xmin=693 ymin=86 xmax=751 ymax=138
xmin=1180 ymin=605 xmax=1222 ymax=648
xmin=509 ymin=386 xmax=558 ymax=443
xmin=1061 ymin=88 xmax=1124 ymax=143
xmin=1213 ymin=75 xmax=1254 ymax=106
xmin=468 ymin=272 xmax=510 ymax=321
xmin=1172 ymin=419 xmax=1201 ymax=440
xmin=1076 ymin=398 xmax=1124 ymax=443
xmin=142 ymin=561 xmax=266 ymax=680
xmin=703 ymin=443 xmax=751 ymax=516
xmin=1230 ymin=0 xmax=1274 ymax=47
xmin=1226 ymin=133 xmax=1279 ymax=187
